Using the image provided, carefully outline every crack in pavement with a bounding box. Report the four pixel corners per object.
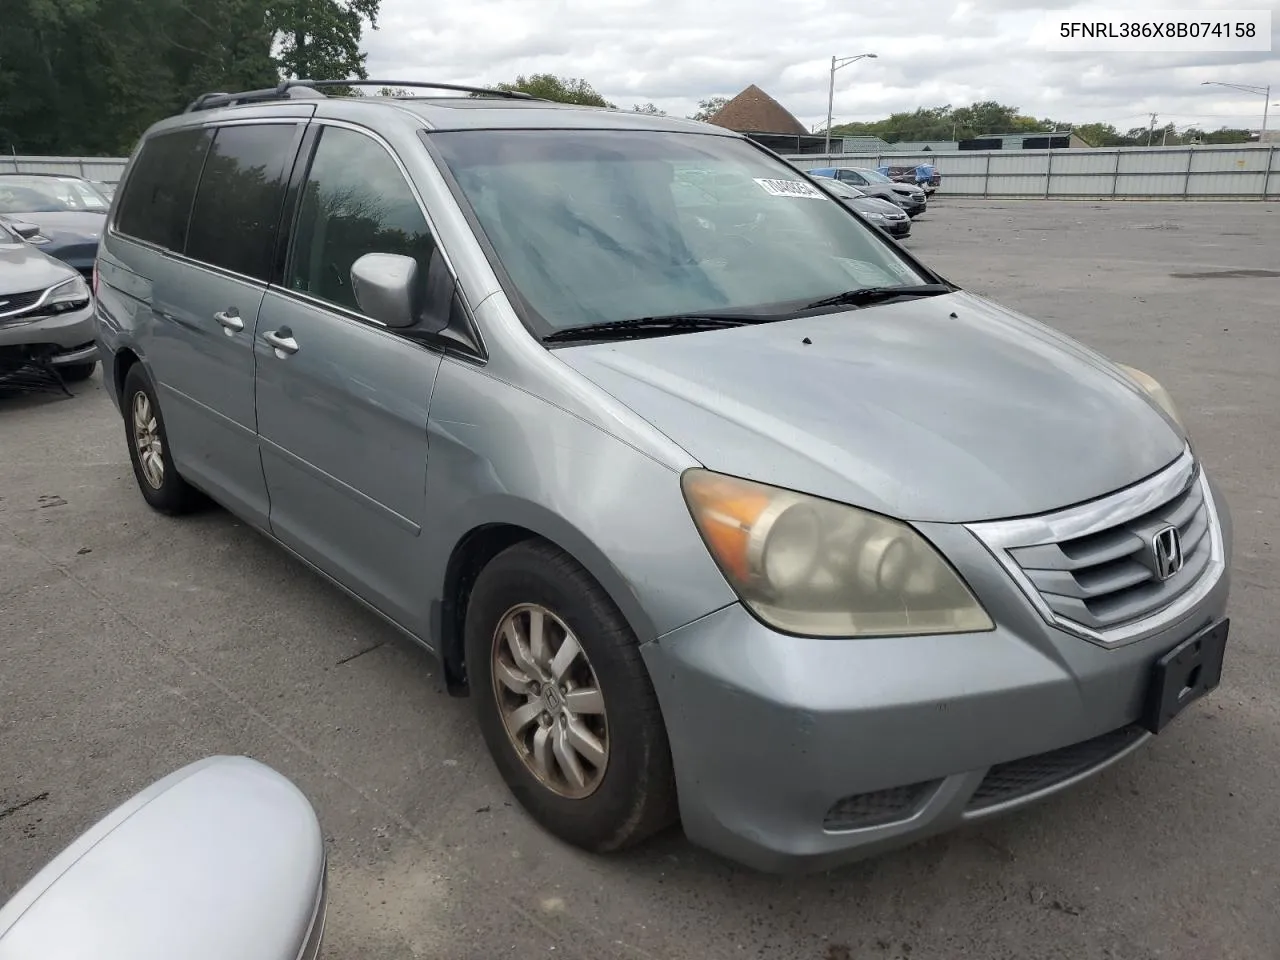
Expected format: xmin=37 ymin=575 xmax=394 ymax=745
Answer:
xmin=0 ymin=792 xmax=49 ymax=821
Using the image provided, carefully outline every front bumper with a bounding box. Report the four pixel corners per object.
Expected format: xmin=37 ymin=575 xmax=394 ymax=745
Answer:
xmin=0 ymin=300 xmax=97 ymax=364
xmin=878 ymin=218 xmax=911 ymax=238
xmin=643 ymin=481 xmax=1232 ymax=873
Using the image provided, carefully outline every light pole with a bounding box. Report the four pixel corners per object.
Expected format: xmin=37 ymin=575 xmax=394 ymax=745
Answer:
xmin=1200 ymin=80 xmax=1271 ymax=140
xmin=824 ymin=53 xmax=877 ymax=156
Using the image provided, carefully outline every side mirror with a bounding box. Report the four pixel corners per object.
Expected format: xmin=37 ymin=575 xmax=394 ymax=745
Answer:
xmin=0 ymin=756 xmax=327 ymax=960
xmin=351 ymin=252 xmax=420 ymax=328
xmin=10 ymin=221 xmax=41 ymax=241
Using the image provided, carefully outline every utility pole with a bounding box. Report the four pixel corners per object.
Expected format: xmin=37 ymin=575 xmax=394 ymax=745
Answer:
xmin=1147 ymin=113 xmax=1158 ymax=146
xmin=1201 ymin=81 xmax=1270 ymax=141
xmin=824 ymin=53 xmax=878 ymax=156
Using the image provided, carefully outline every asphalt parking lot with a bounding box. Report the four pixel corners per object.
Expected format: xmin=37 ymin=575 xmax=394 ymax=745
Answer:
xmin=2 ymin=198 xmax=1277 ymax=960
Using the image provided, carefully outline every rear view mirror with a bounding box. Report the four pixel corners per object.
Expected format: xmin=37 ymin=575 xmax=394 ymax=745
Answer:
xmin=351 ymin=252 xmax=420 ymax=328
xmin=0 ymin=756 xmax=327 ymax=960
xmin=10 ymin=221 xmax=40 ymax=241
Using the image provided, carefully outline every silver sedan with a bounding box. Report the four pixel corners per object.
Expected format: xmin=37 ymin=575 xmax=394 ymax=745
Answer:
xmin=0 ymin=217 xmax=97 ymax=383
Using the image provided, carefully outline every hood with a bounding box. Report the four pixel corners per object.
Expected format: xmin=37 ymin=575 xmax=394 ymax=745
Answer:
xmin=556 ymin=291 xmax=1185 ymax=523
xmin=0 ymin=235 xmax=79 ymax=295
xmin=4 ymin=211 xmax=104 ymax=270
xmin=888 ymin=183 xmax=924 ymax=196
xmin=3 ymin=209 xmax=105 ymax=240
xmin=849 ymin=197 xmax=906 ymax=217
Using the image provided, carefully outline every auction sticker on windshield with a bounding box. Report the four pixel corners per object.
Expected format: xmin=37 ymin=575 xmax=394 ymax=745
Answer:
xmin=754 ymin=178 xmax=824 ymax=198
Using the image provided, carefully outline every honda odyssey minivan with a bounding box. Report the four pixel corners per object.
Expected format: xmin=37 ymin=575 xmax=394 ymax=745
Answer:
xmin=94 ymin=80 xmax=1232 ymax=872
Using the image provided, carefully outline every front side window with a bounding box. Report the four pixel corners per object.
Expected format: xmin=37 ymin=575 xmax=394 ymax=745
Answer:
xmin=431 ymin=129 xmax=925 ymax=335
xmin=185 ymin=123 xmax=297 ymax=280
xmin=115 ymin=128 xmax=212 ymax=249
xmin=285 ymin=125 xmax=437 ymax=315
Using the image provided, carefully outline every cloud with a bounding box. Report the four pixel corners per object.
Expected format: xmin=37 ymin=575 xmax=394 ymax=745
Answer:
xmin=364 ymin=0 xmax=1280 ymax=129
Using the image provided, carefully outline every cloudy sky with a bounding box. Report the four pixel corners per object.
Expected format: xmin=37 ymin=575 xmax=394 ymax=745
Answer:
xmin=364 ymin=0 xmax=1278 ymax=133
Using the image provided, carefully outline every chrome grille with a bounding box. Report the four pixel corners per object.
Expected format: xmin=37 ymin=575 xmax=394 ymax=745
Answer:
xmin=0 ymin=288 xmax=47 ymax=318
xmin=967 ymin=448 xmax=1224 ymax=646
xmin=1009 ymin=475 xmax=1209 ymax=630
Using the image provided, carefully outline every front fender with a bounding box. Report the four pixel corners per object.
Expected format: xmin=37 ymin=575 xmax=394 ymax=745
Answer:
xmin=420 ymin=360 xmax=737 ymax=648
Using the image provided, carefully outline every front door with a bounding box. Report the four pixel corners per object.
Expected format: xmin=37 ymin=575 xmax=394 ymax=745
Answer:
xmin=254 ymin=123 xmax=444 ymax=628
xmin=149 ymin=121 xmax=302 ymax=526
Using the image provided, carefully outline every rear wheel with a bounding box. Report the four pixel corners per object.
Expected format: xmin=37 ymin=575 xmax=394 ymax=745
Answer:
xmin=122 ymin=364 xmax=203 ymax=515
xmin=465 ymin=540 xmax=677 ymax=851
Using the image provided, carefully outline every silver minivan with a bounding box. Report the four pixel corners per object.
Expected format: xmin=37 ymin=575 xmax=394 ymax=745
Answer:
xmin=95 ymin=81 xmax=1232 ymax=873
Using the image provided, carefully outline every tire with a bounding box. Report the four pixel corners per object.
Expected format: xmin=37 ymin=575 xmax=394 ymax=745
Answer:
xmin=58 ymin=361 xmax=97 ymax=382
xmin=465 ymin=540 xmax=677 ymax=852
xmin=121 ymin=363 xmax=203 ymax=515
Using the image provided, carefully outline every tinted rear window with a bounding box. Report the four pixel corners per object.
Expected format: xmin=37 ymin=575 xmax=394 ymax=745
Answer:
xmin=115 ymin=128 xmax=212 ymax=249
xmin=185 ymin=124 xmax=297 ymax=281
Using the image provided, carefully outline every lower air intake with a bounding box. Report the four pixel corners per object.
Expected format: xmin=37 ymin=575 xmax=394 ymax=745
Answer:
xmin=966 ymin=724 xmax=1147 ymax=812
xmin=824 ymin=780 xmax=941 ymax=831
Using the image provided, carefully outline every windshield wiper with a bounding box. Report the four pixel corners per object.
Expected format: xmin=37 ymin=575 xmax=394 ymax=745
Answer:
xmin=543 ymin=313 xmax=774 ymax=343
xmin=803 ymin=283 xmax=954 ymax=311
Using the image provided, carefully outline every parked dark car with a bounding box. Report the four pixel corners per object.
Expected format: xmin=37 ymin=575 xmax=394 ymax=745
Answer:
xmin=0 ymin=173 xmax=109 ymax=278
xmin=878 ymin=163 xmax=940 ymax=194
xmin=811 ymin=175 xmax=911 ymax=238
xmin=808 ymin=166 xmax=927 ymax=216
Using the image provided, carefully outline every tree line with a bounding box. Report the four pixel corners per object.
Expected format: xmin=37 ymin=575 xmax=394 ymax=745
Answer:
xmin=0 ymin=0 xmax=380 ymax=157
xmin=824 ymin=102 xmax=1253 ymax=147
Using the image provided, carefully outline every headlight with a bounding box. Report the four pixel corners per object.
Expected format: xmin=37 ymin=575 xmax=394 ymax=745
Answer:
xmin=862 ymin=211 xmax=887 ymax=221
xmin=45 ymin=275 xmax=91 ymax=313
xmin=681 ymin=470 xmax=994 ymax=637
xmin=1116 ymin=364 xmax=1182 ymax=428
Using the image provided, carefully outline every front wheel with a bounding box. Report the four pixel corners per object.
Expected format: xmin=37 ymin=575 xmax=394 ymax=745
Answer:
xmin=465 ymin=541 xmax=677 ymax=852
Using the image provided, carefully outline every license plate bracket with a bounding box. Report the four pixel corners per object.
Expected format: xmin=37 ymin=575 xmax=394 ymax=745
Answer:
xmin=1142 ymin=618 xmax=1229 ymax=734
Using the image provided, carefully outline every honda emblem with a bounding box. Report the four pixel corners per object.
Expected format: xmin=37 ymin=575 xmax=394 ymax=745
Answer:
xmin=1151 ymin=526 xmax=1184 ymax=581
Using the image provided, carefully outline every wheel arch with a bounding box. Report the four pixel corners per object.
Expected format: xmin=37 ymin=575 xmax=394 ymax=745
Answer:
xmin=431 ymin=504 xmax=662 ymax=698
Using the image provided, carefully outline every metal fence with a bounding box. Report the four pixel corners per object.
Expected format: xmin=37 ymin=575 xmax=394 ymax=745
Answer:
xmin=1 ymin=155 xmax=128 ymax=183
xmin=6 ymin=144 xmax=1279 ymax=199
xmin=785 ymin=144 xmax=1280 ymax=201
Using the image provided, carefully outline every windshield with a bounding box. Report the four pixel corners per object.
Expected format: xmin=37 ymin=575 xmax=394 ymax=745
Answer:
xmin=857 ymin=168 xmax=894 ymax=184
xmin=0 ymin=176 xmax=109 ymax=214
xmin=431 ymin=130 xmax=927 ymax=335
xmin=814 ymin=178 xmax=863 ymax=200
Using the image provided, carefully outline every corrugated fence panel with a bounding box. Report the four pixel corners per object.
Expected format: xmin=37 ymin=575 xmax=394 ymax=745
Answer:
xmin=1187 ymin=172 xmax=1269 ymax=197
xmin=0 ymin=155 xmax=128 ymax=181
xmin=989 ymin=153 xmax=1050 ymax=177
xmin=6 ymin=147 xmax=1278 ymax=199
xmin=1117 ymin=151 xmax=1189 ymax=175
xmin=1048 ymin=174 xmax=1113 ymax=196
xmin=1048 ymin=151 xmax=1116 ymax=175
xmin=1116 ymin=174 xmax=1185 ymax=197
xmin=782 ymin=145 xmax=1279 ymax=200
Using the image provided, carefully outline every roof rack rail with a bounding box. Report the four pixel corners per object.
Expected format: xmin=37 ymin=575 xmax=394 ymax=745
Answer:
xmin=184 ymin=79 xmax=536 ymax=113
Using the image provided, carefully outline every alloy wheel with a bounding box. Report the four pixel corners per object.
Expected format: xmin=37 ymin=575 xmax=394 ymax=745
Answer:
xmin=131 ymin=390 xmax=164 ymax=489
xmin=491 ymin=603 xmax=609 ymax=798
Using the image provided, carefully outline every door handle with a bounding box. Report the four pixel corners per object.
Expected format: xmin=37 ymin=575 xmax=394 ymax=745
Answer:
xmin=264 ymin=329 xmax=299 ymax=356
xmin=214 ymin=309 xmax=244 ymax=333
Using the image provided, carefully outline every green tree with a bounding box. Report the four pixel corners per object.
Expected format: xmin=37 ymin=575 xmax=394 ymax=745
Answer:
xmin=268 ymin=0 xmax=379 ymax=80
xmin=632 ymin=102 xmax=664 ymax=115
xmin=490 ymin=74 xmax=614 ymax=107
xmin=0 ymin=0 xmax=381 ymax=156
xmin=689 ymin=96 xmax=728 ymax=122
